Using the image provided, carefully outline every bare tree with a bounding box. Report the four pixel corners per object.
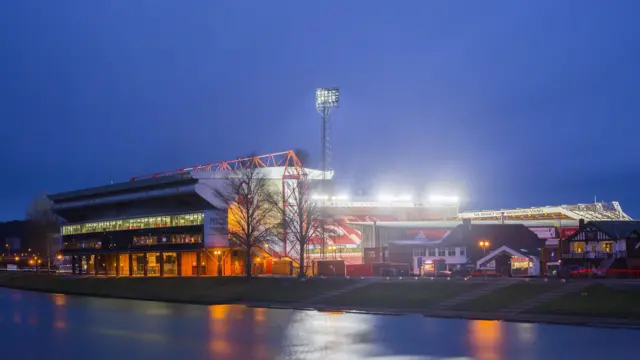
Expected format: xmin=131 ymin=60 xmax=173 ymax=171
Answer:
xmin=213 ymin=160 xmax=280 ymax=277
xmin=25 ymin=194 xmax=60 ymax=271
xmin=271 ymin=176 xmax=322 ymax=278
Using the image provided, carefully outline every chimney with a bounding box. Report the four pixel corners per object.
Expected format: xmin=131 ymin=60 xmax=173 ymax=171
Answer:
xmin=462 ymin=218 xmax=471 ymax=230
xmin=579 ymin=218 xmax=585 ymax=228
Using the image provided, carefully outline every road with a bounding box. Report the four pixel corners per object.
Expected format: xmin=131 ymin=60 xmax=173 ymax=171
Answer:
xmin=0 ymin=287 xmax=636 ymax=360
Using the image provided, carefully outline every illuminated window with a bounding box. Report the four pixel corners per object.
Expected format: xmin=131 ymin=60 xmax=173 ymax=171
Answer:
xmin=574 ymin=242 xmax=585 ymax=253
xmin=61 ymin=213 xmax=205 ymax=235
xmin=601 ymin=241 xmax=613 ymax=253
xmin=133 ymin=236 xmax=158 ymax=246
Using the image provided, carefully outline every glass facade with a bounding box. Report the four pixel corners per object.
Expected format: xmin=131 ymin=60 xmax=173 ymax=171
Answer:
xmin=62 ymin=213 xmax=205 ymax=235
xmin=67 ymin=249 xmax=234 ymax=277
xmin=163 ymin=252 xmax=178 ymax=276
xmin=132 ymin=234 xmax=202 ymax=247
xmin=132 ymin=253 xmax=145 ymax=276
xmin=147 ymin=253 xmax=161 ymax=276
xmin=63 ymin=240 xmax=102 ymax=250
xmin=119 ymin=254 xmax=130 ymax=276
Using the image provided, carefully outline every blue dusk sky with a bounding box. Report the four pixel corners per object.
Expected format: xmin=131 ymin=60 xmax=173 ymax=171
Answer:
xmin=1 ymin=1 xmax=640 ymax=220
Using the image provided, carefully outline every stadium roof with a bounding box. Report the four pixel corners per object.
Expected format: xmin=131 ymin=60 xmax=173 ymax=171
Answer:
xmin=347 ymin=219 xmax=581 ymax=228
xmin=48 ymin=173 xmax=196 ymax=203
xmin=458 ymin=202 xmax=632 ymax=221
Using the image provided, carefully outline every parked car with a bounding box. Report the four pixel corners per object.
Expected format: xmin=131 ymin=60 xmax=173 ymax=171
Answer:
xmin=560 ymin=265 xmax=592 ymax=278
xmin=450 ymin=268 xmax=471 ymax=278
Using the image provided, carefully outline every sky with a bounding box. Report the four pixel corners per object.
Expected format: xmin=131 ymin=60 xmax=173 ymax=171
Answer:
xmin=1 ymin=0 xmax=640 ymax=221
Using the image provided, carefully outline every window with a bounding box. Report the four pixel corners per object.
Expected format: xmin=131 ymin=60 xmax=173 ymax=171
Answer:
xmin=133 ymin=236 xmax=157 ymax=246
xmin=62 ymin=213 xmax=205 ymax=235
xmin=413 ymin=248 xmax=426 ymax=257
xmin=169 ymin=234 xmax=202 ymax=244
xmin=573 ymin=242 xmax=585 ymax=253
xmin=459 ymin=247 xmax=466 ymax=256
xmin=601 ymin=241 xmax=613 ymax=253
xmin=63 ymin=240 xmax=102 ymax=250
xmin=428 ymin=248 xmax=436 ymax=257
xmin=131 ymin=234 xmax=202 ymax=247
xmin=447 ymin=248 xmax=456 ymax=256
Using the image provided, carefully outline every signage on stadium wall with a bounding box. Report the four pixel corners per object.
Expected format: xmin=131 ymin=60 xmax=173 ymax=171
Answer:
xmin=462 ymin=208 xmax=548 ymax=218
xmin=530 ymin=227 xmax=556 ymax=239
xmin=204 ymin=210 xmax=229 ymax=247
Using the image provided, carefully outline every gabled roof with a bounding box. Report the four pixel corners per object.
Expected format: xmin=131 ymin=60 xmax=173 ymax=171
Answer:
xmin=572 ymin=221 xmax=640 ymax=240
xmin=476 ymin=245 xmax=538 ymax=269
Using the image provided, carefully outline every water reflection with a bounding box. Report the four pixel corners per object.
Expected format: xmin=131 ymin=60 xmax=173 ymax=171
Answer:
xmin=468 ymin=320 xmax=504 ymax=360
xmin=1 ymin=288 xmax=640 ymax=360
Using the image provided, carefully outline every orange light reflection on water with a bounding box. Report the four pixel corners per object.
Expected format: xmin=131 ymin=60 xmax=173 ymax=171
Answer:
xmin=468 ymin=320 xmax=504 ymax=360
xmin=208 ymin=305 xmax=232 ymax=356
xmin=53 ymin=293 xmax=66 ymax=306
xmin=53 ymin=293 xmax=67 ymax=330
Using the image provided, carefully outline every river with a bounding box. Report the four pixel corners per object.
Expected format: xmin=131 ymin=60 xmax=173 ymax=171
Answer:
xmin=0 ymin=287 xmax=635 ymax=359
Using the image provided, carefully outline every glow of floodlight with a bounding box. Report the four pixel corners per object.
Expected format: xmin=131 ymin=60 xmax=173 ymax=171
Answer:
xmin=377 ymin=194 xmax=413 ymax=202
xmin=331 ymin=194 xmax=349 ymax=201
xmin=428 ymin=195 xmax=460 ymax=204
xmin=312 ymin=194 xmax=329 ymax=200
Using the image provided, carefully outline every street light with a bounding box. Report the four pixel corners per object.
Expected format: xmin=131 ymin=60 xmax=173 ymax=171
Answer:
xmin=479 ymin=240 xmax=490 ymax=255
xmin=329 ymin=246 xmax=337 ymax=259
xmin=213 ymin=250 xmax=223 ymax=276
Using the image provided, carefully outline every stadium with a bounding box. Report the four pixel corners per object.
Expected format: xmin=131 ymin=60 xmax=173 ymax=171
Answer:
xmin=46 ymin=145 xmax=636 ymax=278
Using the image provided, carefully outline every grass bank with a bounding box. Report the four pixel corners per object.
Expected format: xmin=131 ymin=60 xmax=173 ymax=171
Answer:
xmin=322 ymin=280 xmax=484 ymax=309
xmin=0 ymin=272 xmax=354 ymax=304
xmin=528 ymin=283 xmax=640 ymax=319
xmin=450 ymin=282 xmax=562 ymax=312
xmin=5 ymin=272 xmax=640 ymax=327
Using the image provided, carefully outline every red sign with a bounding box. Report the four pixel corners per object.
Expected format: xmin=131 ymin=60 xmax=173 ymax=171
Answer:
xmin=560 ymin=227 xmax=579 ymax=238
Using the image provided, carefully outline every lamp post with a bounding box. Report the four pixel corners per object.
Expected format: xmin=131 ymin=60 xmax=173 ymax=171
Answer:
xmin=329 ymin=246 xmax=338 ymax=259
xmin=479 ymin=240 xmax=490 ymax=255
xmin=214 ymin=250 xmax=223 ymax=276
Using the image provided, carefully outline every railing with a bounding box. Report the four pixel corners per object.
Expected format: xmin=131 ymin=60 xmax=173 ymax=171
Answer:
xmin=561 ymin=252 xmax=609 ymax=259
xmin=562 ymin=250 xmax=627 ymax=259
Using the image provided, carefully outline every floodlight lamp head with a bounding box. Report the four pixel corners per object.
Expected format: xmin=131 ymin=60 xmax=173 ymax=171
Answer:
xmin=316 ymin=88 xmax=339 ymax=112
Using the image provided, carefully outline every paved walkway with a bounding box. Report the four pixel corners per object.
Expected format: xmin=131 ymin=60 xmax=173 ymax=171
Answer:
xmin=435 ymin=278 xmax=517 ymax=309
xmin=499 ymin=280 xmax=589 ymax=314
xmin=298 ymin=278 xmax=378 ymax=305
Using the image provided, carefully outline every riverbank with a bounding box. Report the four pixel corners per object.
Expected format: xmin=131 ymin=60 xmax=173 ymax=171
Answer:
xmin=2 ymin=272 xmax=640 ymax=329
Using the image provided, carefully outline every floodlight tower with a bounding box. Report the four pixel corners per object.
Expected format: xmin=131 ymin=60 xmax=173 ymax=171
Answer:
xmin=315 ymin=88 xmax=339 ymax=259
xmin=316 ymin=88 xmax=339 ymax=176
